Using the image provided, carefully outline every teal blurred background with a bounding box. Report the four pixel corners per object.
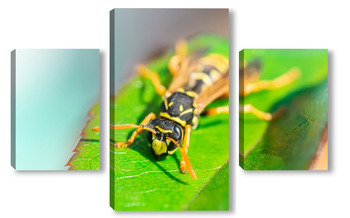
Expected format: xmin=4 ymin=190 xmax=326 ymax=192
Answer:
xmin=12 ymin=49 xmax=99 ymax=170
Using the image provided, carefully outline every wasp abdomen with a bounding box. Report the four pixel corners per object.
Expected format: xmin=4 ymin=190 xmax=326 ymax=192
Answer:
xmin=186 ymin=54 xmax=228 ymax=94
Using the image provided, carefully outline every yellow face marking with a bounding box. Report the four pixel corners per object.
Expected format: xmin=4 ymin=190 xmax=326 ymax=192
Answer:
xmin=155 ymin=126 xmax=172 ymax=133
xmin=179 ymin=105 xmax=184 ymax=112
xmin=152 ymin=139 xmax=167 ymax=155
xmin=179 ymin=108 xmax=193 ymax=116
xmin=167 ymin=147 xmax=178 ymax=155
xmin=185 ymin=91 xmax=197 ymax=97
xmin=160 ymin=112 xmax=186 ymax=127
xmin=177 ymin=88 xmax=185 ymax=93
xmin=169 ymin=102 xmax=174 ymax=107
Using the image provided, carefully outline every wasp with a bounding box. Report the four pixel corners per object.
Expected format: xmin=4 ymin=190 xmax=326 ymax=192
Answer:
xmin=94 ymin=40 xmax=229 ymax=180
xmin=239 ymin=57 xmax=301 ymax=120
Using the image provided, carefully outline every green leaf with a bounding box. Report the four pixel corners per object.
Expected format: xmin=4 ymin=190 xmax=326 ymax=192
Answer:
xmin=67 ymin=103 xmax=100 ymax=170
xmin=239 ymin=49 xmax=328 ymax=170
xmin=110 ymin=34 xmax=229 ymax=211
xmin=186 ymin=161 xmax=229 ymax=210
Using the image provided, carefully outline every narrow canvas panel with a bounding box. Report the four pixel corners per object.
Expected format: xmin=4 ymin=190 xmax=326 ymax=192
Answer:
xmin=11 ymin=49 xmax=100 ymax=170
xmin=239 ymin=49 xmax=328 ymax=170
xmin=110 ymin=9 xmax=230 ymax=211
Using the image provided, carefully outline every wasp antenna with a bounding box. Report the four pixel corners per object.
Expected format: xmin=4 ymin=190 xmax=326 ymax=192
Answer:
xmin=142 ymin=125 xmax=157 ymax=134
xmin=110 ymin=124 xmax=140 ymax=130
xmin=110 ymin=124 xmax=157 ymax=134
xmin=166 ymin=137 xmax=197 ymax=180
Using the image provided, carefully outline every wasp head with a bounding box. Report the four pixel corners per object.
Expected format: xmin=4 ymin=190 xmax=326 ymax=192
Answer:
xmin=146 ymin=118 xmax=183 ymax=158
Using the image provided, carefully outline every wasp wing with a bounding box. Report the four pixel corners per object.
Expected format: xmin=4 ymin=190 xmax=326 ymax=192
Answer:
xmin=166 ymin=50 xmax=206 ymax=94
xmin=194 ymin=72 xmax=229 ymax=114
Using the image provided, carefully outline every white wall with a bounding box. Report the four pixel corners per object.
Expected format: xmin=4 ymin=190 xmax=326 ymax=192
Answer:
xmin=0 ymin=1 xmax=348 ymax=218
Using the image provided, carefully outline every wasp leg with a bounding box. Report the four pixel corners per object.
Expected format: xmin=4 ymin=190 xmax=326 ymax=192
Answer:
xmin=137 ymin=64 xmax=167 ymax=96
xmin=168 ymin=39 xmax=187 ymax=76
xmin=111 ymin=112 xmax=156 ymax=148
xmin=240 ymin=104 xmax=284 ymax=121
xmin=180 ymin=124 xmax=192 ymax=174
xmin=240 ymin=67 xmax=301 ymax=96
xmin=204 ymin=105 xmax=229 ymax=116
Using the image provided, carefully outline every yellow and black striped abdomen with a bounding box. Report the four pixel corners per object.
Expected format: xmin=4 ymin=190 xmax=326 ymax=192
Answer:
xmin=185 ymin=53 xmax=228 ymax=95
xmin=159 ymin=54 xmax=228 ymax=129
